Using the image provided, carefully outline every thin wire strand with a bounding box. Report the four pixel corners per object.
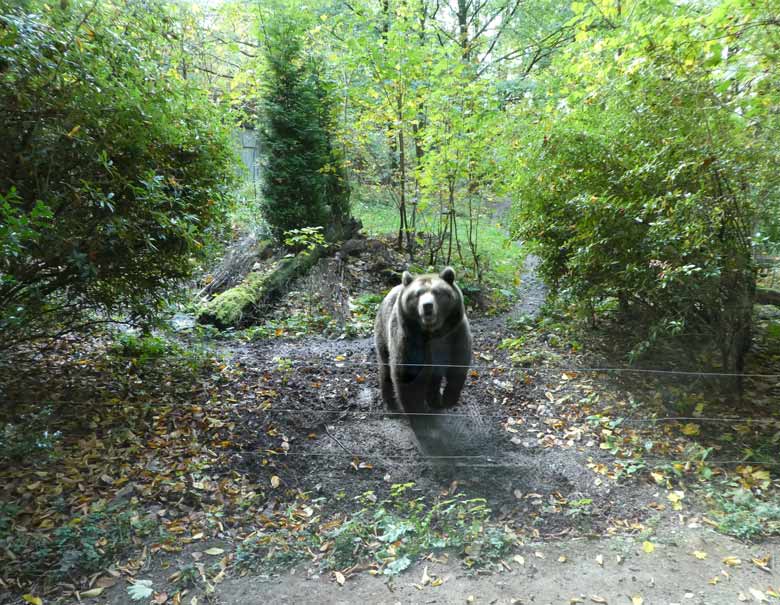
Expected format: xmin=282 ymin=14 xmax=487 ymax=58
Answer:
xmin=241 ymin=450 xmax=780 ymax=468
xmin=4 ymin=399 xmax=780 ymax=426
xmin=277 ymin=358 xmax=780 ymax=378
xmin=2 ymin=357 xmax=779 ymax=377
xmin=5 ymin=399 xmax=780 ymax=425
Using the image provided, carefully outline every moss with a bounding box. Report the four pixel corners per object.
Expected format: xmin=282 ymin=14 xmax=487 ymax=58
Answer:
xmin=199 ymin=270 xmax=268 ymax=328
xmin=197 ymin=247 xmax=324 ymax=329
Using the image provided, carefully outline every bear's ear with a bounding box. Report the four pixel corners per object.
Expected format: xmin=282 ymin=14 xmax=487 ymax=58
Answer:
xmin=402 ymin=271 xmax=413 ymax=286
xmin=440 ymin=266 xmax=455 ymax=284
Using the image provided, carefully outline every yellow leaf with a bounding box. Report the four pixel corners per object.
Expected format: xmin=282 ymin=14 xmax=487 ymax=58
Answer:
xmin=80 ymin=587 xmax=104 ymax=598
xmin=67 ymin=125 xmax=81 ymax=138
xmin=692 ymin=550 xmax=707 ymax=560
xmin=650 ymin=471 xmax=665 ymax=484
xmin=431 ymin=577 xmax=444 ymax=587
xmin=334 ymin=571 xmax=345 ymax=585
xmin=631 ymin=596 xmax=644 ymax=605
xmin=667 ymin=490 xmax=685 ymax=510
xmin=558 ymin=555 xmax=567 ymax=563
xmin=723 ymin=556 xmax=742 ymax=566
xmin=513 ymin=554 xmax=525 ymax=566
xmin=270 ymin=475 xmax=280 ymax=488
xmin=205 ymin=547 xmax=224 ymax=556
xmin=22 ymin=596 xmax=43 ymax=605
xmin=681 ymin=423 xmax=700 ymax=436
xmin=752 ymin=469 xmax=771 ymax=482
xmin=642 ymin=541 xmax=655 ymax=554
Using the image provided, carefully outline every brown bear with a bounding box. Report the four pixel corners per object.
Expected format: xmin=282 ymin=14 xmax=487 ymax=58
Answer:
xmin=374 ymin=266 xmax=472 ymax=416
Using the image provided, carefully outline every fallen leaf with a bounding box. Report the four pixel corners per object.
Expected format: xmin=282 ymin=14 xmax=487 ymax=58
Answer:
xmin=558 ymin=555 xmax=567 ymax=563
xmin=335 ymin=571 xmax=345 ymax=586
xmin=752 ymin=556 xmax=771 ymax=572
xmin=681 ymin=423 xmax=700 ymax=436
xmin=591 ymin=597 xmax=608 ymax=604
xmin=421 ymin=566 xmax=430 ymax=586
xmin=80 ymin=587 xmax=105 ymax=598
xmin=631 ymin=597 xmax=643 ymax=605
xmin=691 ymin=550 xmax=707 ymax=560
xmin=431 ymin=577 xmax=444 ymax=587
xmin=642 ymin=541 xmax=655 ymax=554
xmin=595 ymin=554 xmax=603 ymax=566
xmin=723 ymin=556 xmax=742 ymax=566
xmin=204 ymin=548 xmax=224 ymax=556
xmin=513 ymin=554 xmax=525 ymax=566
xmin=270 ymin=475 xmax=281 ymax=488
xmin=22 ymin=596 xmax=42 ymax=605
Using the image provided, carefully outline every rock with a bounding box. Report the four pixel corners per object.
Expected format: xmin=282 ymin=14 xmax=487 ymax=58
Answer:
xmin=340 ymin=238 xmax=367 ymax=256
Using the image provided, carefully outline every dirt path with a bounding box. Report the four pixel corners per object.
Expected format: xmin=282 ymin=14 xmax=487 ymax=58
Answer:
xmin=219 ymin=529 xmax=780 ymax=604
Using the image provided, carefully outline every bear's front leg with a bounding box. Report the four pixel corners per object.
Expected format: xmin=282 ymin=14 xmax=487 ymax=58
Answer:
xmin=380 ymin=367 xmax=400 ymax=411
xmin=394 ymin=373 xmax=427 ymax=416
xmin=441 ymin=365 xmax=468 ymax=408
xmin=426 ymin=374 xmax=444 ymax=409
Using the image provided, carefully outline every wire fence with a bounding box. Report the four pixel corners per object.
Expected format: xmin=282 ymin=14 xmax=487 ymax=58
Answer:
xmin=2 ymin=353 xmax=779 ymax=472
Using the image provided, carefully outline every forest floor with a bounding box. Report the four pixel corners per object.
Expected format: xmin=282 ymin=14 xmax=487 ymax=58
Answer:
xmin=2 ymin=240 xmax=780 ymax=604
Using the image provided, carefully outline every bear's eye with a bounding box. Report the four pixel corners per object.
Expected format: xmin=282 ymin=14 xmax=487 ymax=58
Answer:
xmin=432 ymin=287 xmax=452 ymax=300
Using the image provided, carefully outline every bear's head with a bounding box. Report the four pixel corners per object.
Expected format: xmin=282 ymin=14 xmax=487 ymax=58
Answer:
xmin=399 ymin=266 xmax=465 ymax=333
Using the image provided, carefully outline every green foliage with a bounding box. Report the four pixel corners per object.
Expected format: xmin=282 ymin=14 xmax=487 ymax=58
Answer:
xmin=235 ymin=484 xmax=514 ymax=576
xmin=0 ymin=502 xmax=155 ymax=585
xmin=711 ymin=489 xmax=780 ymax=541
xmin=509 ymin=1 xmax=775 ymax=369
xmin=0 ymin=406 xmax=61 ymax=463
xmin=328 ymin=484 xmax=514 ymax=573
xmin=283 ymin=226 xmax=326 ymax=252
xmin=0 ymin=1 xmax=237 ymax=346
xmin=259 ymin=13 xmax=350 ymax=242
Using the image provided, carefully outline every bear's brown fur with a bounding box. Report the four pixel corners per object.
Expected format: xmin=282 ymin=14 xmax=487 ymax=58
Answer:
xmin=374 ymin=267 xmax=472 ymax=415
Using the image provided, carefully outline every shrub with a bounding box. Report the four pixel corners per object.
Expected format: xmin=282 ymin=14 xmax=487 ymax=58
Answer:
xmin=510 ymin=4 xmax=771 ymax=375
xmin=0 ymin=1 xmax=236 ymax=347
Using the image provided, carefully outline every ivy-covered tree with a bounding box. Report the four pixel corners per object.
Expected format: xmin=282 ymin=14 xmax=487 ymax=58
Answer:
xmin=258 ymin=15 xmax=350 ymax=243
xmin=0 ymin=0 xmax=236 ymax=346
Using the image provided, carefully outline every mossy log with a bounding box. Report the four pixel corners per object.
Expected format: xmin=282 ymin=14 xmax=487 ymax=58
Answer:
xmin=197 ymin=247 xmax=324 ymax=329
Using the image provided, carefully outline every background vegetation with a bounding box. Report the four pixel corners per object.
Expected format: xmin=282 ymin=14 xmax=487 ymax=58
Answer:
xmin=4 ymin=0 xmax=776 ymax=361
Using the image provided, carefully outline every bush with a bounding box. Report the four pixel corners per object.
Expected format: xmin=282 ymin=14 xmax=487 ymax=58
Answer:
xmin=0 ymin=1 xmax=236 ymax=346
xmin=510 ymin=5 xmax=771 ymax=374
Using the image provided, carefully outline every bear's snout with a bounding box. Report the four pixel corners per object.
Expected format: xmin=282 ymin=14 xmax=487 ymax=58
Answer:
xmin=418 ymin=292 xmax=438 ymax=326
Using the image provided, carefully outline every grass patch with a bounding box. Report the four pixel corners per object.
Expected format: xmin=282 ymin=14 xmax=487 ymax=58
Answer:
xmin=353 ymin=189 xmax=524 ymax=300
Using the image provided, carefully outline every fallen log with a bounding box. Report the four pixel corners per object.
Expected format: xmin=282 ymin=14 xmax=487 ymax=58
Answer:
xmin=197 ymin=246 xmax=325 ymax=329
xmin=756 ymin=287 xmax=780 ymax=307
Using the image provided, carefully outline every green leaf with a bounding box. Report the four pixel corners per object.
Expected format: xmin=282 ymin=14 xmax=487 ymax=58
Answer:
xmin=384 ymin=555 xmax=412 ymax=575
xmin=127 ymin=580 xmax=154 ymax=601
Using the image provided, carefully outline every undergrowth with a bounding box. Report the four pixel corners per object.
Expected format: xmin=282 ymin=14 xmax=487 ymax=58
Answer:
xmin=0 ymin=501 xmax=157 ymax=586
xmin=235 ymin=483 xmax=515 ymax=576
